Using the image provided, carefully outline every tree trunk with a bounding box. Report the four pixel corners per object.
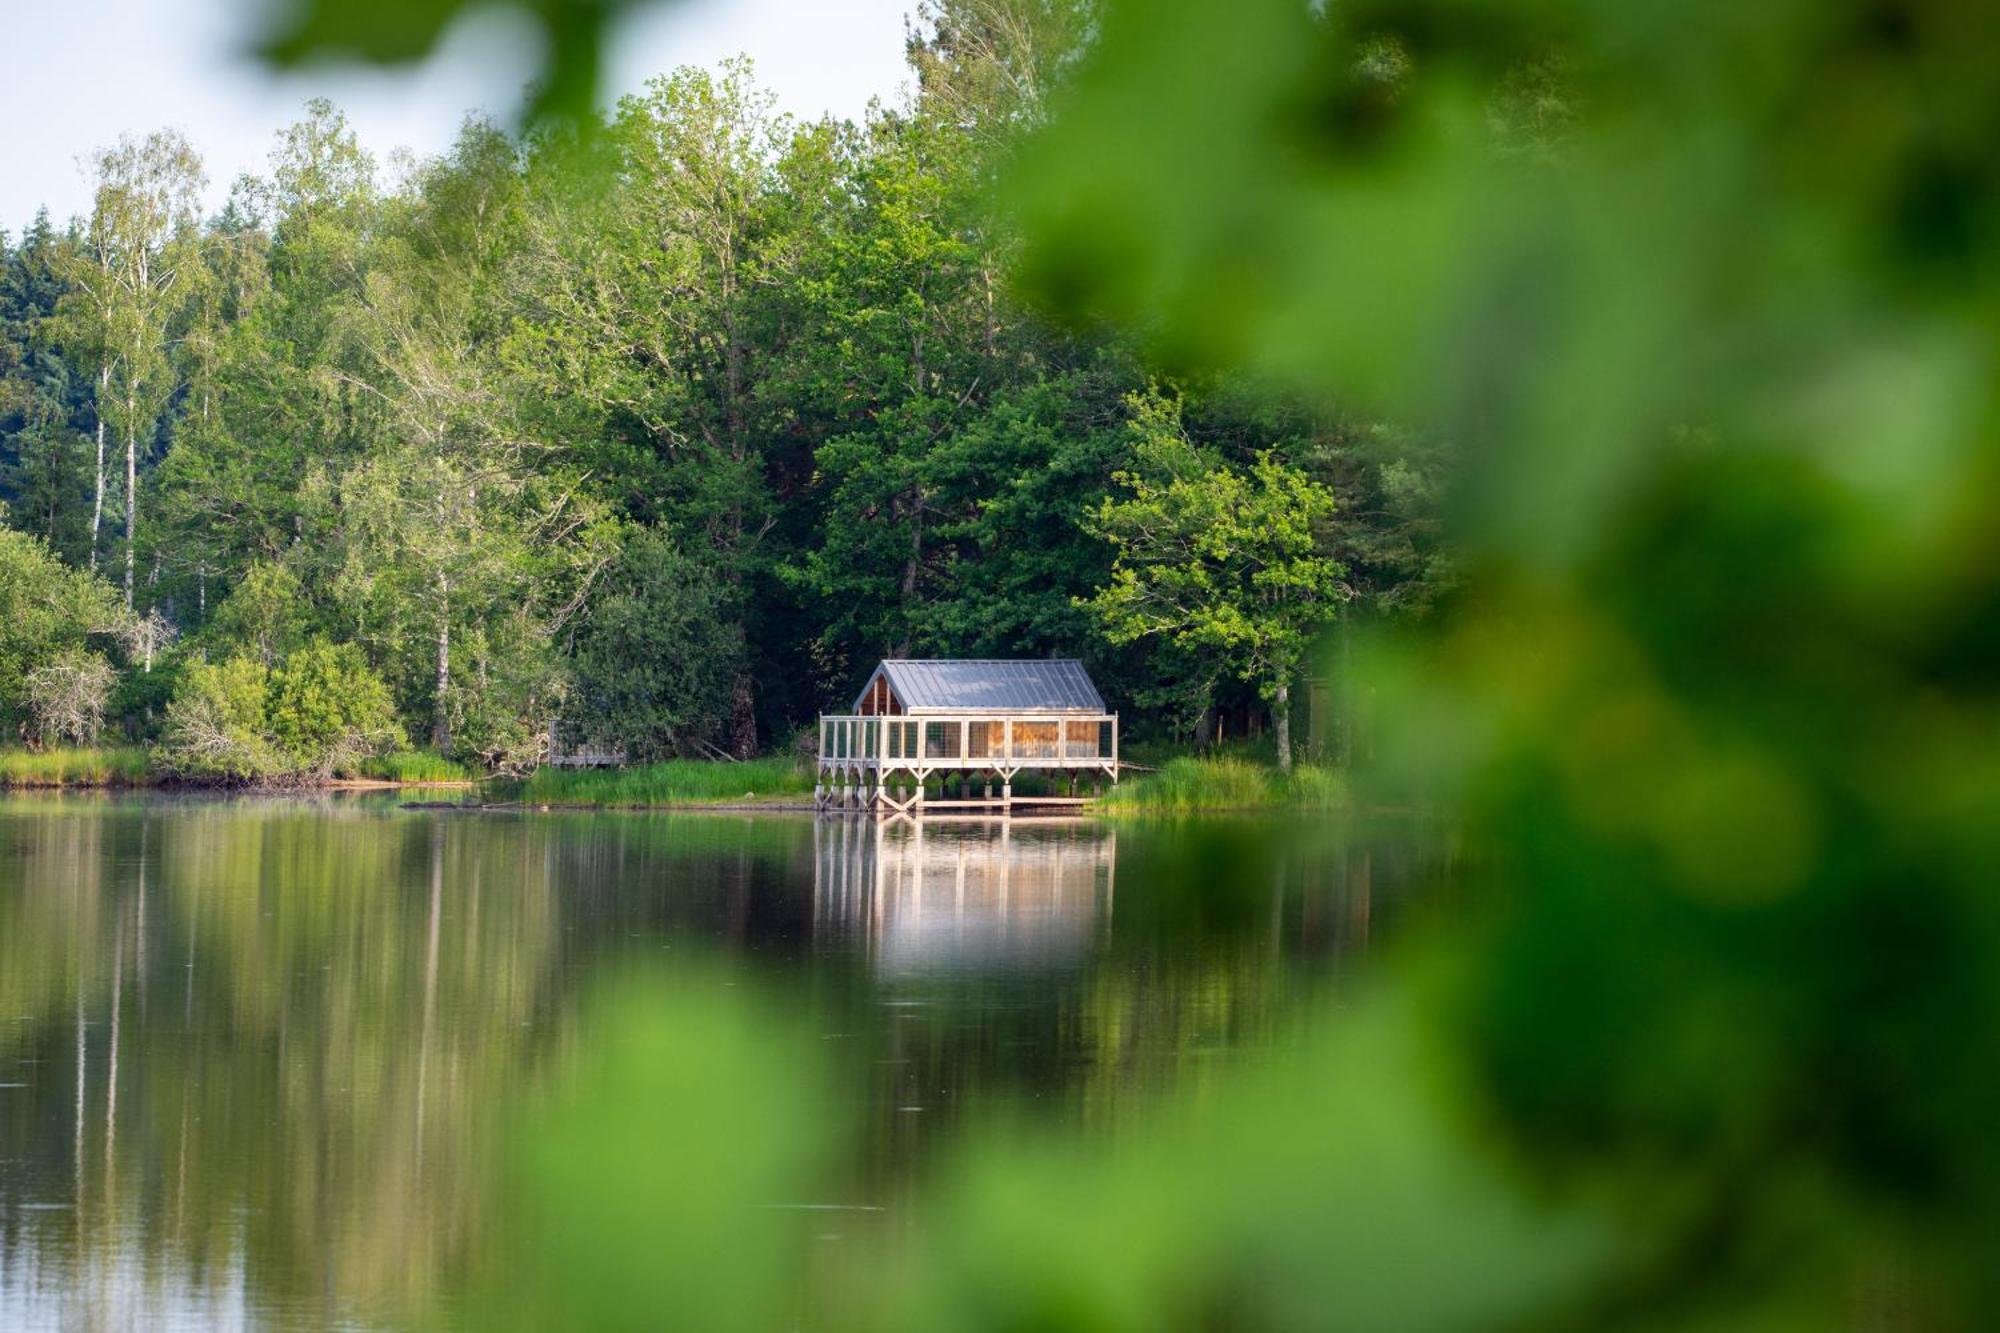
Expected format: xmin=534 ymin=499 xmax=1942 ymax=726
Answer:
xmin=89 ymin=365 xmax=107 ymax=572
xmin=1274 ymin=677 xmax=1293 ymax=774
xmin=123 ymin=415 xmax=137 ymax=611
xmin=1335 ymin=611 xmax=1353 ymax=769
xmin=730 ymin=673 xmax=757 ymax=759
xmin=432 ymin=574 xmax=451 ymax=752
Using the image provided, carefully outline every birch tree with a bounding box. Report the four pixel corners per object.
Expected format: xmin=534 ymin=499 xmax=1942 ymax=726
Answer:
xmin=58 ymin=131 xmax=205 ymax=607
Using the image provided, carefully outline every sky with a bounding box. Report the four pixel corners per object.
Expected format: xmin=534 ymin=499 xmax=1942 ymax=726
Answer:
xmin=1 ymin=0 xmax=917 ymax=236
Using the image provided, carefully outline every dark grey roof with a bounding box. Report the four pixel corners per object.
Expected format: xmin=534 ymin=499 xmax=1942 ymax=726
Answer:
xmin=860 ymin=659 xmax=1106 ymax=713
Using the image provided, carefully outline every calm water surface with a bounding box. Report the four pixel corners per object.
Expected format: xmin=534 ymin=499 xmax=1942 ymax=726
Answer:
xmin=0 ymin=794 xmax=1443 ymax=1329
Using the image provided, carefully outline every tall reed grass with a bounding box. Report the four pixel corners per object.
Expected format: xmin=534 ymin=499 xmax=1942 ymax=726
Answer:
xmin=521 ymin=757 xmax=814 ymax=807
xmin=352 ymin=751 xmax=476 ymax=783
xmin=0 ymin=747 xmax=153 ymax=787
xmin=1099 ymin=756 xmax=1349 ymax=814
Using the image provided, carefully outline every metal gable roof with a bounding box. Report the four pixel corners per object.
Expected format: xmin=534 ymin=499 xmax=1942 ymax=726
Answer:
xmin=859 ymin=659 xmax=1106 ymax=713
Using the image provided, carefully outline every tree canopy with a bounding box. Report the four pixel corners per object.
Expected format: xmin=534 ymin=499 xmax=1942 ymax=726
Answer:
xmin=0 ymin=4 xmax=1436 ymax=768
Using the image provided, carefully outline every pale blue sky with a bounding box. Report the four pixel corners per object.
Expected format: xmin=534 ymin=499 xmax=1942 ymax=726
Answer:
xmin=2 ymin=0 xmax=916 ymax=235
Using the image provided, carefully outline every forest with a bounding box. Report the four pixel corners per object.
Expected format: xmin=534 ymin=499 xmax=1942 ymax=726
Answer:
xmin=0 ymin=1 xmax=1450 ymax=780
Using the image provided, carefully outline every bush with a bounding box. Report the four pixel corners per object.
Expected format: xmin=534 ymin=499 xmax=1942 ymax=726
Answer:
xmin=158 ymin=642 xmax=404 ymax=781
xmin=106 ymin=657 xmax=183 ymax=744
xmin=24 ymin=649 xmax=116 ymax=746
xmin=157 ymin=656 xmax=283 ymax=779
xmin=268 ymin=641 xmax=404 ymax=774
xmin=0 ymin=527 xmax=126 ymax=736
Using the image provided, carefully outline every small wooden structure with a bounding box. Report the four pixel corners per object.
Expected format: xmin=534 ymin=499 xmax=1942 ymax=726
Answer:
xmin=816 ymin=659 xmax=1118 ymax=815
xmin=547 ymin=722 xmax=626 ymax=769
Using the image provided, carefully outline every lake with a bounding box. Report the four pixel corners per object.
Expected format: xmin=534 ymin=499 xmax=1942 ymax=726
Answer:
xmin=0 ymin=794 xmax=1442 ymax=1329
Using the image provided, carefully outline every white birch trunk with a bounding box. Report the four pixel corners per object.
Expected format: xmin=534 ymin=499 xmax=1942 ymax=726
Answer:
xmin=1274 ymin=677 xmax=1293 ymax=774
xmin=89 ymin=365 xmax=108 ymax=571
xmin=123 ymin=410 xmax=137 ymax=611
xmin=432 ymin=572 xmax=451 ymax=752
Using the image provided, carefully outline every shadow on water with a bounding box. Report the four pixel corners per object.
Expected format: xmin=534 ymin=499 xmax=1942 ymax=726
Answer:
xmin=0 ymin=795 xmax=1440 ymax=1329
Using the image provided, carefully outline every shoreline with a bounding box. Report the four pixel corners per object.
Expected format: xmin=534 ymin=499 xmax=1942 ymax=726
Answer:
xmin=0 ymin=776 xmax=483 ymax=793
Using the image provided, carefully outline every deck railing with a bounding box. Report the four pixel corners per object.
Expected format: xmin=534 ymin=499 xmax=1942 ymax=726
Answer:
xmin=817 ymin=714 xmax=1118 ymax=767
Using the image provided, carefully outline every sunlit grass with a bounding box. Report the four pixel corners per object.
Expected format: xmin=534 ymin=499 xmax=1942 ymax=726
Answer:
xmin=520 ymin=757 xmax=814 ymax=807
xmin=351 ymin=750 xmax=477 ymax=783
xmin=1101 ymin=755 xmax=1349 ymax=813
xmin=0 ymin=747 xmax=153 ymax=787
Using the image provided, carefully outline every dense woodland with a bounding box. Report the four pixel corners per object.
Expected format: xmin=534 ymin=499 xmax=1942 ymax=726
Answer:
xmin=0 ymin=1 xmax=1451 ymax=777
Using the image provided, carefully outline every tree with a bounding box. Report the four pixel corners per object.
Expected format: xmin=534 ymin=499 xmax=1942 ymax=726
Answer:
xmin=201 ymin=560 xmax=317 ymax=665
xmin=151 ymin=102 xmax=368 ymax=614
xmin=1083 ymin=387 xmax=1346 ymax=770
xmin=1 ymin=212 xmax=96 ymax=563
xmin=511 ymin=64 xmax=790 ymax=753
xmin=567 ymin=526 xmax=741 ymax=760
xmin=57 ymin=130 xmax=205 ymax=605
xmin=0 ymin=526 xmax=127 ymax=739
xmin=328 ymin=119 xmax=613 ymax=764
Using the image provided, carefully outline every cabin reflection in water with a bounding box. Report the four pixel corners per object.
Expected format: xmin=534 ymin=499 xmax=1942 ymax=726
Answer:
xmin=814 ymin=818 xmax=1114 ymax=973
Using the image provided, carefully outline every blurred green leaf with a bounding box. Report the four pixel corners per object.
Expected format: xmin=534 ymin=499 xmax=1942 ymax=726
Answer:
xmin=254 ymin=0 xmax=673 ymax=125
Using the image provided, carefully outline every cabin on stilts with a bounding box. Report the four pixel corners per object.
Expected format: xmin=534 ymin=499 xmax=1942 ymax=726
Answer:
xmin=816 ymin=659 xmax=1119 ymax=814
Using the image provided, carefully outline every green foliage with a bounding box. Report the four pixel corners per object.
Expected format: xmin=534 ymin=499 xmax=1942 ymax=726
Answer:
xmin=0 ymin=745 xmax=150 ymax=786
xmin=0 ymin=212 xmax=96 ymax=564
xmin=104 ymin=655 xmax=181 ymax=744
xmin=473 ymin=971 xmax=836 ymax=1332
xmin=255 ymin=0 xmax=634 ymax=126
xmin=266 ymin=640 xmax=404 ymax=772
xmin=568 ymin=526 xmax=741 ymax=761
xmin=520 ymin=757 xmax=813 ymax=808
xmin=200 ymin=560 xmax=314 ymax=665
xmin=8 ymin=15 xmax=1456 ymax=760
xmin=1084 ymin=387 xmax=1346 ymax=767
xmin=1007 ymin=0 xmax=2000 ymax=1321
xmin=157 ymin=655 xmax=280 ymax=779
xmin=159 ymin=643 xmax=402 ymax=780
xmin=55 ymin=129 xmax=206 ymax=605
xmin=0 ymin=526 xmax=125 ymax=736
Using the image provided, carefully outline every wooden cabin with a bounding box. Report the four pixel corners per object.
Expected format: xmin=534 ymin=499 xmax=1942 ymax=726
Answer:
xmin=817 ymin=659 xmax=1118 ymax=814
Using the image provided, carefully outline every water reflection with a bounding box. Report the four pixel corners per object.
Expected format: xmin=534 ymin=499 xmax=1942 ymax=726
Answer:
xmin=0 ymin=796 xmax=1431 ymax=1330
xmin=815 ymin=818 xmax=1114 ymax=975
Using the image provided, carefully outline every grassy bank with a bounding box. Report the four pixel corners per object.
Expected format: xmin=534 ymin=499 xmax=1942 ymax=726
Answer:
xmin=0 ymin=747 xmax=153 ymax=788
xmin=0 ymin=746 xmax=475 ymax=789
xmin=519 ymin=756 xmax=814 ymax=807
xmin=1100 ymin=756 xmax=1349 ymax=814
